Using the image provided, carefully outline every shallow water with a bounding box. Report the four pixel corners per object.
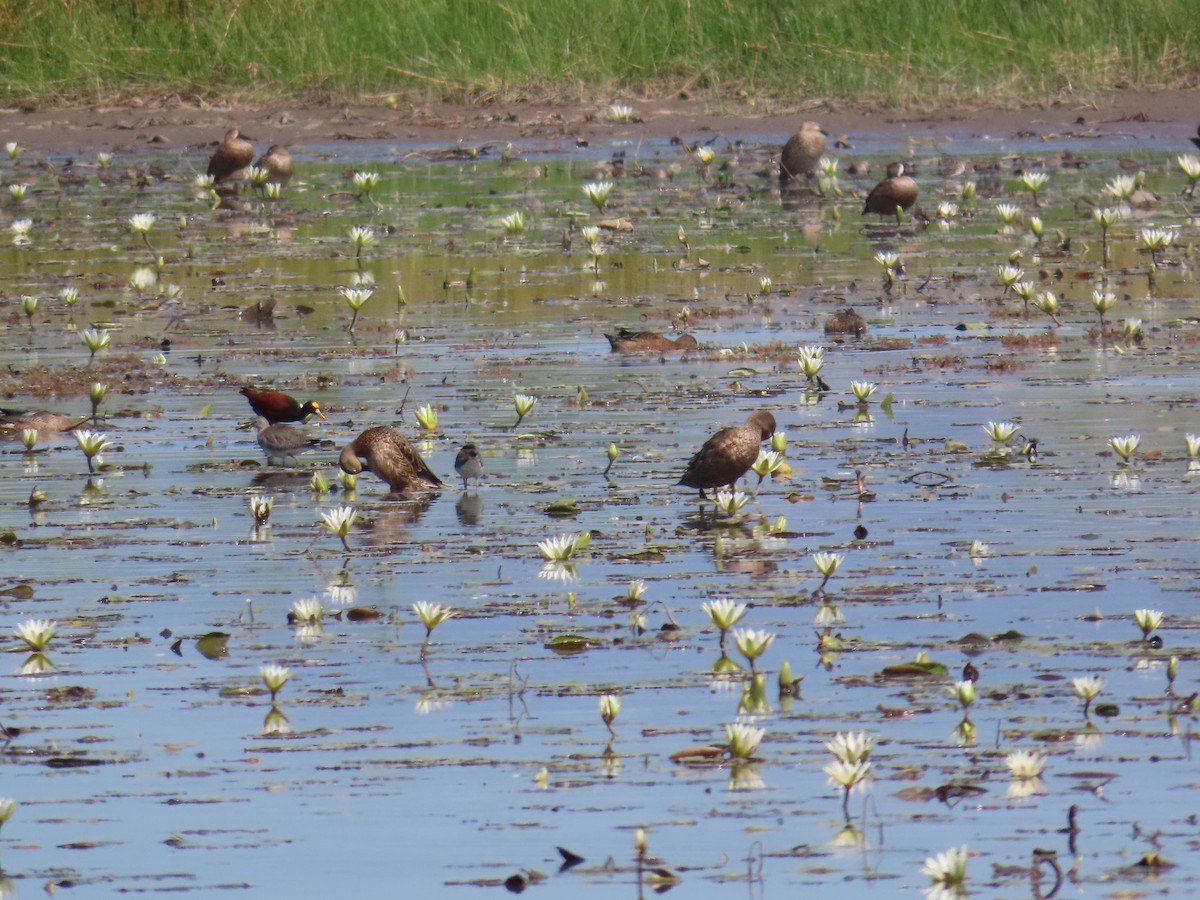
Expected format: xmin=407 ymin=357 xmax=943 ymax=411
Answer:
xmin=1 ymin=123 xmax=1199 ymax=896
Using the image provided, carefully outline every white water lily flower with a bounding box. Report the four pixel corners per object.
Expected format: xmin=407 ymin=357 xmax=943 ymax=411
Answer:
xmin=850 ymin=381 xmax=876 ymax=402
xmin=701 ymin=598 xmax=748 ymax=631
xmin=823 ymin=758 xmax=871 ymax=791
xmin=732 ymin=628 xmax=775 ymax=662
xmin=537 ymin=533 xmax=579 ymax=561
xmin=825 ymin=731 xmax=875 ymax=764
xmin=127 ymin=213 xmax=155 ymax=234
xmin=1104 ymin=174 xmax=1137 ymax=201
xmin=290 ymin=596 xmax=323 ymax=625
xmin=583 ymin=180 xmax=614 ymax=211
xmin=812 ymin=551 xmax=844 ymax=578
xmin=320 ymin=505 xmax=357 ymax=551
xmin=1134 ymin=608 xmax=1164 ymax=639
xmin=921 ymin=845 xmax=969 ymax=888
xmin=15 ymin=618 xmax=56 ymax=652
xmin=413 ymin=601 xmax=456 ymax=633
xmin=248 ymin=494 xmax=273 ymax=524
xmin=1108 ymin=434 xmax=1140 ymax=462
xmin=1005 ymin=750 xmax=1047 ymax=780
xmin=713 ymin=488 xmax=748 ymax=516
xmin=725 ymin=721 xmax=764 ymax=759
xmin=599 ymin=693 xmax=621 ymax=727
xmin=260 ymin=664 xmax=291 ymax=700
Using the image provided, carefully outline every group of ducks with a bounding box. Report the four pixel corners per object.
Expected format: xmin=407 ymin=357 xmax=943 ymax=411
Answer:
xmin=780 ymin=120 xmax=920 ymax=217
xmin=242 ymin=385 xmax=775 ymax=502
xmin=207 ymin=128 xmax=294 ymax=190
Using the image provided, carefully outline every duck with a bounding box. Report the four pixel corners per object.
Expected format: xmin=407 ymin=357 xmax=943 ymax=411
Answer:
xmin=678 ymin=411 xmax=776 ymax=499
xmin=605 ymin=328 xmax=699 ymax=354
xmin=254 ymin=145 xmax=294 ymax=185
xmin=207 ymin=128 xmax=254 ymax=185
xmin=863 ymin=162 xmax=919 ymax=220
xmin=824 ymin=308 xmax=868 ymax=337
xmin=779 ymin=121 xmax=827 ymax=182
xmin=253 ymin=416 xmax=319 ymax=466
xmin=454 ymin=443 xmax=484 ymax=490
xmin=339 ymin=426 xmax=442 ymax=496
xmin=0 ymin=409 xmax=92 ymax=435
xmin=239 ymin=386 xmax=325 ymax=424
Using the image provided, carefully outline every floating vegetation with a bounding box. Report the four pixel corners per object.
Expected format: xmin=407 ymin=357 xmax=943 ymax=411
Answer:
xmin=1 ymin=116 xmax=1200 ymax=897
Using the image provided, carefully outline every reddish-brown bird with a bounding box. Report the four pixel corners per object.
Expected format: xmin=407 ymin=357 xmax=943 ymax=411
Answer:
xmin=339 ymin=426 xmax=442 ymax=496
xmin=678 ymin=411 xmax=776 ymax=499
xmin=240 ymin=387 xmax=325 ymax=424
xmin=207 ymin=128 xmax=254 ymax=185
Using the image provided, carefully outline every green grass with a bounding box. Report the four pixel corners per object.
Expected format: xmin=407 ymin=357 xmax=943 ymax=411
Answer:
xmin=1 ymin=0 xmax=1197 ymax=107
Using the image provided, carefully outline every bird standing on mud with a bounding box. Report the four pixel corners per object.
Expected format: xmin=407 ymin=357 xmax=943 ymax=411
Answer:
xmin=340 ymin=426 xmax=443 ymax=496
xmin=678 ymin=411 xmax=776 ymax=499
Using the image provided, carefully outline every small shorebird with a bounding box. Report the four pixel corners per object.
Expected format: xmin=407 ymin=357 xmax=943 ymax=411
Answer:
xmin=240 ymin=387 xmax=324 ymax=424
xmin=339 ymin=426 xmax=442 ymax=496
xmin=254 ymin=145 xmax=294 ymax=184
xmin=863 ymin=162 xmax=919 ymax=220
xmin=604 ymin=329 xmax=699 ymax=354
xmin=454 ymin=443 xmax=483 ymax=490
xmin=780 ymin=121 xmax=827 ymax=182
xmin=678 ymin=411 xmax=776 ymax=499
xmin=253 ymin=416 xmax=318 ymax=466
xmin=207 ymin=128 xmax=254 ymax=185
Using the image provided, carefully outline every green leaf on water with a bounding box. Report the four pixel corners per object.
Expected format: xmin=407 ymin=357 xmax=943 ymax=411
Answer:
xmin=196 ymin=631 xmax=230 ymax=659
xmin=544 ymin=498 xmax=579 ymax=517
xmin=544 ymin=633 xmax=602 ymax=654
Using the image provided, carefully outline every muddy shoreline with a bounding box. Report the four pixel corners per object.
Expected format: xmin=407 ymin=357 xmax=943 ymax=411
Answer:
xmin=3 ymin=88 xmax=1199 ymax=154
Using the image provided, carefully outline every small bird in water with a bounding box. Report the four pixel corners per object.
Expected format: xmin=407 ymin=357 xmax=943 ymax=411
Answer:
xmin=779 ymin=121 xmax=827 ymax=182
xmin=454 ymin=443 xmax=483 ymax=491
xmin=605 ymin=328 xmax=699 ymax=354
xmin=240 ymin=386 xmax=325 ymax=425
xmin=253 ymin=416 xmax=318 ymax=466
xmin=253 ymin=144 xmax=294 ymax=185
xmin=678 ymin=411 xmax=776 ymax=500
xmin=207 ymin=128 xmax=254 ymax=185
xmin=339 ymin=426 xmax=442 ymax=496
xmin=863 ymin=162 xmax=919 ymax=221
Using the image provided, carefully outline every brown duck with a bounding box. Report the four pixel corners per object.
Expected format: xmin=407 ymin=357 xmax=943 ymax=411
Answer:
xmin=207 ymin=128 xmax=254 ymax=185
xmin=780 ymin=121 xmax=827 ymax=182
xmin=863 ymin=162 xmax=919 ymax=219
xmin=605 ymin=328 xmax=699 ymax=354
xmin=0 ymin=409 xmax=91 ymax=435
xmin=339 ymin=426 xmax=443 ymax=496
xmin=678 ymin=411 xmax=776 ymax=499
xmin=240 ymin=387 xmax=324 ymax=424
xmin=824 ymin=308 xmax=868 ymax=337
xmin=254 ymin=145 xmax=294 ymax=185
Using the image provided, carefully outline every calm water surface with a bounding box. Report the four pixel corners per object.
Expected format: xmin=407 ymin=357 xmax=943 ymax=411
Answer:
xmin=0 ymin=120 xmax=1198 ymax=896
